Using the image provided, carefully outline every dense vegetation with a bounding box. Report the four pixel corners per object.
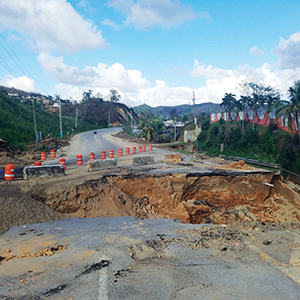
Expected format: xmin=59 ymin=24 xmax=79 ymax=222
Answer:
xmin=0 ymin=88 xmax=140 ymax=150
xmin=198 ymin=117 xmax=300 ymax=175
xmin=0 ymin=91 xmax=94 ymax=150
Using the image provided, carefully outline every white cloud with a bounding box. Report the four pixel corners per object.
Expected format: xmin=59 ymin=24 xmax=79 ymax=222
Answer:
xmin=189 ymin=60 xmax=298 ymax=102
xmin=107 ymin=0 xmax=200 ymax=29
xmin=48 ymin=61 xmax=300 ymax=107
xmin=77 ymin=0 xmax=89 ymax=8
xmin=3 ymin=75 xmax=39 ymax=92
xmin=273 ymin=31 xmax=300 ymax=69
xmin=38 ymin=53 xmax=150 ymax=102
xmin=131 ymin=80 xmax=193 ymax=106
xmin=41 ymin=53 xmax=300 ymax=107
xmin=0 ymin=0 xmax=106 ymax=53
xmin=102 ymin=19 xmax=121 ymax=30
xmin=250 ymin=46 xmax=264 ymax=56
xmin=34 ymin=27 xmax=300 ymax=107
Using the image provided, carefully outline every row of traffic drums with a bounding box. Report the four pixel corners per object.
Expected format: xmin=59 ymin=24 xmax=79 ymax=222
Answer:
xmin=3 ymin=145 xmax=153 ymax=181
xmin=77 ymin=145 xmax=153 ymax=165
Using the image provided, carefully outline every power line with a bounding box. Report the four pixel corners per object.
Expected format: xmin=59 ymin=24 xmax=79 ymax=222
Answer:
xmin=0 ymin=33 xmax=48 ymax=94
xmin=0 ymin=77 xmax=9 ymax=87
xmin=0 ymin=56 xmax=29 ymax=91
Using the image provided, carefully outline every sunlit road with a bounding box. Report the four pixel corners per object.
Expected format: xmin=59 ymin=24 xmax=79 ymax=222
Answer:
xmin=1 ymin=127 xmax=188 ymax=178
xmin=58 ymin=127 xmax=182 ymax=166
xmin=64 ymin=127 xmax=125 ymax=164
xmin=0 ymin=128 xmax=125 ymax=177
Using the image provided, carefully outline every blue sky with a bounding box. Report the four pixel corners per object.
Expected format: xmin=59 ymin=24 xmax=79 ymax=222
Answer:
xmin=0 ymin=0 xmax=300 ymax=107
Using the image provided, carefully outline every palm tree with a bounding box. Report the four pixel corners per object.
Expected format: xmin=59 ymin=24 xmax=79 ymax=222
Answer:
xmin=264 ymin=95 xmax=278 ymax=125
xmin=276 ymin=80 xmax=300 ymax=148
xmin=235 ymin=97 xmax=246 ymax=132
xmin=239 ymin=81 xmax=280 ymax=129
xmin=221 ymin=93 xmax=236 ymax=124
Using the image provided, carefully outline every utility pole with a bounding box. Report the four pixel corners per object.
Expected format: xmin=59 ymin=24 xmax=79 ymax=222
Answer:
xmin=75 ymin=108 xmax=78 ymax=128
xmin=130 ymin=108 xmax=133 ymax=132
xmin=32 ymin=99 xmax=38 ymax=149
xmin=174 ymin=117 xmax=176 ymax=142
xmin=192 ymin=91 xmax=197 ymax=128
xmin=59 ymin=98 xmax=63 ymax=138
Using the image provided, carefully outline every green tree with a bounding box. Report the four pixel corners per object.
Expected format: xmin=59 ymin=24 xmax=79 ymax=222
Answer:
xmin=276 ymin=80 xmax=300 ymax=148
xmin=139 ymin=117 xmax=165 ymax=142
xmin=83 ymin=90 xmax=92 ymax=101
xmin=108 ymin=89 xmax=121 ymax=102
xmin=239 ymin=81 xmax=280 ymax=130
xmin=220 ymin=93 xmax=236 ymax=125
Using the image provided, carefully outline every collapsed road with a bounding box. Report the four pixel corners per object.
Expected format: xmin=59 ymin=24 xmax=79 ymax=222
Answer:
xmin=1 ymin=130 xmax=300 ymax=299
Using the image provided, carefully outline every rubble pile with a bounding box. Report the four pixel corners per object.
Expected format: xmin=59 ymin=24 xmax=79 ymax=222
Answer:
xmin=224 ymin=160 xmax=253 ymax=170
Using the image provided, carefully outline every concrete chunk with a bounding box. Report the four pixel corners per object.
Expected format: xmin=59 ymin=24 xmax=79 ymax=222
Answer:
xmin=23 ymin=165 xmax=65 ymax=180
xmin=132 ymin=156 xmax=155 ymax=166
xmin=163 ymin=153 xmax=182 ymax=163
xmin=86 ymin=158 xmax=117 ymax=172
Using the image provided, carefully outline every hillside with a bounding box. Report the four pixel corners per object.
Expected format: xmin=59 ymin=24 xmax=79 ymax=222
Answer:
xmin=0 ymin=88 xmax=137 ymax=150
xmin=134 ymin=102 xmax=221 ymax=118
xmin=198 ymin=120 xmax=300 ymax=177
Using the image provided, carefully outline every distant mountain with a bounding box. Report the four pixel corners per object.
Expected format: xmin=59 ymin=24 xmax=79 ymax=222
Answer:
xmin=133 ymin=102 xmax=221 ymax=118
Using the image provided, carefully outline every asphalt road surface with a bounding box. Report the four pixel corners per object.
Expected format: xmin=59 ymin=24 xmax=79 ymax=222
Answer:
xmin=1 ymin=128 xmax=123 ymax=179
xmin=43 ymin=127 xmax=184 ymax=166
xmin=1 ymin=217 xmax=300 ymax=299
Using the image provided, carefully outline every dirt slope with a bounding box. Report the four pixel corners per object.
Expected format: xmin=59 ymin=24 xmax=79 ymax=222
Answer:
xmin=16 ymin=171 xmax=300 ymax=226
xmin=0 ymin=183 xmax=66 ymax=235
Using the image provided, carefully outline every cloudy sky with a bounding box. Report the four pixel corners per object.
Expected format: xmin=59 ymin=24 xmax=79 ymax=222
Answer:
xmin=0 ymin=0 xmax=300 ymax=107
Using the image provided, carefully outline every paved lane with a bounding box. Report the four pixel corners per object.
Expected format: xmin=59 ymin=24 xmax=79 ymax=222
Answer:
xmin=65 ymin=127 xmax=123 ymax=162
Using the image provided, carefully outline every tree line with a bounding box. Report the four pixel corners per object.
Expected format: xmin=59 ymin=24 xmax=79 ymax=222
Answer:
xmin=220 ymin=80 xmax=300 ymax=146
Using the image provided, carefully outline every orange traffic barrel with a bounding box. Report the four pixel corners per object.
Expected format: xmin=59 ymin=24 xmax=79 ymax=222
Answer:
xmin=34 ymin=161 xmax=42 ymax=166
xmin=50 ymin=149 xmax=56 ymax=158
xmin=4 ymin=163 xmax=14 ymax=181
xmin=149 ymin=145 xmax=153 ymax=151
xmin=59 ymin=158 xmax=66 ymax=170
xmin=138 ymin=146 xmax=142 ymax=153
xmin=132 ymin=147 xmax=136 ymax=154
xmin=109 ymin=149 xmax=114 ymax=158
xmin=101 ymin=150 xmax=106 ymax=160
xmin=126 ymin=147 xmax=130 ymax=155
xmin=142 ymin=145 xmax=146 ymax=152
xmin=90 ymin=152 xmax=95 ymax=161
xmin=118 ymin=148 xmax=123 ymax=156
xmin=41 ymin=151 xmax=46 ymax=161
xmin=77 ymin=154 xmax=83 ymax=166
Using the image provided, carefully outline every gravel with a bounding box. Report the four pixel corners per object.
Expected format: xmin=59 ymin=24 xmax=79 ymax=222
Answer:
xmin=0 ymin=182 xmax=66 ymax=235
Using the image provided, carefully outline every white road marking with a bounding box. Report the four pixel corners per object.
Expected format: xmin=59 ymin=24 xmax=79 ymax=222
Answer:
xmin=290 ymin=232 xmax=300 ymax=266
xmin=246 ymin=241 xmax=300 ymax=285
xmin=98 ymin=255 xmax=110 ymax=300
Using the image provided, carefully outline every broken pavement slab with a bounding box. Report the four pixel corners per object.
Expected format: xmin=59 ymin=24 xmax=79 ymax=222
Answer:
xmin=132 ymin=155 xmax=155 ymax=166
xmin=23 ymin=165 xmax=65 ymax=179
xmin=86 ymin=158 xmax=117 ymax=172
xmin=1 ymin=217 xmax=300 ymax=299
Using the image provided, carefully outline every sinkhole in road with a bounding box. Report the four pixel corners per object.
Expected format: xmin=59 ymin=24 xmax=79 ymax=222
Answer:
xmin=28 ymin=173 xmax=300 ymax=225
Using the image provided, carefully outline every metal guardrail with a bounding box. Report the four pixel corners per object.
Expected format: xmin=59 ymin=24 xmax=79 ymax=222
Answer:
xmin=221 ymin=155 xmax=300 ymax=178
xmin=221 ymin=155 xmax=279 ymax=169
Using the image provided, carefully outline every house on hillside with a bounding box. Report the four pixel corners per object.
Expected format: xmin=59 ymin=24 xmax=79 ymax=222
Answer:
xmin=8 ymin=93 xmax=19 ymax=98
xmin=164 ymin=120 xmax=185 ymax=128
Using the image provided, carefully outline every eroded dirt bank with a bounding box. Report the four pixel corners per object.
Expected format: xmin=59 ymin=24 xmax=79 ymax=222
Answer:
xmin=19 ymin=172 xmax=300 ymax=225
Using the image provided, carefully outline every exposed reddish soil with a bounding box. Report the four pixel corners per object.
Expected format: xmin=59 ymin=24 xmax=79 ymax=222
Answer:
xmin=17 ymin=172 xmax=300 ymax=226
xmin=223 ymin=160 xmax=253 ymax=170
